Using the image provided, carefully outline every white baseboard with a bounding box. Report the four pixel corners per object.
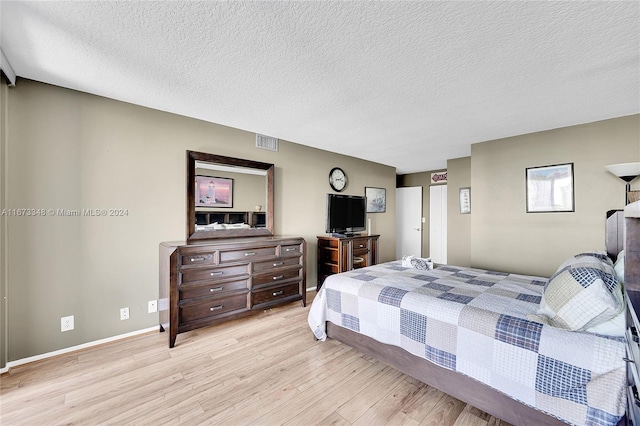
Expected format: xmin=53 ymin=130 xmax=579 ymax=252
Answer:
xmin=0 ymin=326 xmax=158 ymax=374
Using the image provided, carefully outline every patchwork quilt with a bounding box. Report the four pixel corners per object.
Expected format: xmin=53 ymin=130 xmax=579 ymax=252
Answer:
xmin=308 ymin=261 xmax=626 ymax=426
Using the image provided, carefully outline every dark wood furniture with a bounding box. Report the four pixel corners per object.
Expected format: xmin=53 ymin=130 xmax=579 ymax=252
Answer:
xmin=160 ymin=236 xmax=306 ymax=347
xmin=195 ymin=211 xmax=266 ymax=228
xmin=159 ymin=150 xmax=307 ymax=347
xmin=317 ymin=234 xmax=379 ymax=289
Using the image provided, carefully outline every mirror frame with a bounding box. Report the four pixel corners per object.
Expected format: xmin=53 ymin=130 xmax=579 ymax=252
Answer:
xmin=187 ymin=150 xmax=274 ymax=242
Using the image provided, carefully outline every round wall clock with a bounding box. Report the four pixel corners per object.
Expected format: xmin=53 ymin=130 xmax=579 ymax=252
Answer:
xmin=329 ymin=167 xmax=347 ymax=192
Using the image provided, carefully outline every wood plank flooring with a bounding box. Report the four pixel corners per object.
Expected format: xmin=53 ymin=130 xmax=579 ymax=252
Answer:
xmin=0 ymin=292 xmax=511 ymax=426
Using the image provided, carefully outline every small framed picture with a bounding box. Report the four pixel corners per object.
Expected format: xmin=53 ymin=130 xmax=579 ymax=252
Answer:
xmin=526 ymin=163 xmax=574 ymax=213
xmin=459 ymin=187 xmax=471 ymax=214
xmin=365 ymin=187 xmax=386 ymax=213
xmin=195 ymin=176 xmax=233 ymax=208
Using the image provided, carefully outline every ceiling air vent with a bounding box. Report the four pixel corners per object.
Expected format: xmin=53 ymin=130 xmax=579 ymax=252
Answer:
xmin=256 ymin=134 xmax=279 ymax=152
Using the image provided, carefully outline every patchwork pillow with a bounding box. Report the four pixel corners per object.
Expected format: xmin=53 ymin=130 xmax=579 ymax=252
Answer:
xmin=528 ymin=252 xmax=623 ymax=331
xmin=584 ymin=295 xmax=626 ymax=337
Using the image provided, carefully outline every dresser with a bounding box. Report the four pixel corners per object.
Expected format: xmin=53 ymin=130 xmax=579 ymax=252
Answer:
xmin=159 ymin=236 xmax=306 ymax=347
xmin=317 ymin=234 xmax=379 ymax=289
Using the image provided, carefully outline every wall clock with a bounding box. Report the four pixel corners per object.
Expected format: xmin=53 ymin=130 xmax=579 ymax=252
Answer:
xmin=329 ymin=167 xmax=347 ymax=192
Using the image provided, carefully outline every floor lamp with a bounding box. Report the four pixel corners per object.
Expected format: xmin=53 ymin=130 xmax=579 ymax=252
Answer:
xmin=605 ymin=162 xmax=640 ymax=205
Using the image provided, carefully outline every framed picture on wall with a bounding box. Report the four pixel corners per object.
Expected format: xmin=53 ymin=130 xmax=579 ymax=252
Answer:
xmin=526 ymin=163 xmax=574 ymax=213
xmin=195 ymin=176 xmax=233 ymax=208
xmin=365 ymin=187 xmax=386 ymax=213
xmin=459 ymin=187 xmax=471 ymax=214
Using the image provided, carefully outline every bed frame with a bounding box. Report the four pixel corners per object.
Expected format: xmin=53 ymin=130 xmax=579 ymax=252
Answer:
xmin=324 ymin=205 xmax=640 ymax=426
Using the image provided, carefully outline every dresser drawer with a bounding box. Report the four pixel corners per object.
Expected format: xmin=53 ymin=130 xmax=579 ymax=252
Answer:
xmin=179 ymin=278 xmax=249 ymax=300
xmin=180 ymin=252 xmax=216 ymax=268
xmin=352 ymin=238 xmax=369 ymax=253
xmin=220 ymin=246 xmax=276 ymax=263
xmin=252 ymin=268 xmax=301 ymax=287
xmin=281 ymin=243 xmax=303 ymax=257
xmin=180 ymin=264 xmax=249 ymax=284
xmin=253 ymin=256 xmax=301 ymax=273
xmin=179 ymin=294 xmax=249 ymax=323
xmin=252 ymin=283 xmax=300 ymax=306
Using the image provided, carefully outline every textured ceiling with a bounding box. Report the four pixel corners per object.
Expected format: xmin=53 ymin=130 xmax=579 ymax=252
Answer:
xmin=1 ymin=1 xmax=639 ymax=174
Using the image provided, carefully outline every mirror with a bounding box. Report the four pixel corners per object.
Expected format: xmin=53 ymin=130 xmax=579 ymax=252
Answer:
xmin=187 ymin=150 xmax=274 ymax=242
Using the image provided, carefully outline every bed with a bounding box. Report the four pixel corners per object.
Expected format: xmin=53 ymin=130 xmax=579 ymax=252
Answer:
xmin=308 ymin=211 xmax=638 ymax=425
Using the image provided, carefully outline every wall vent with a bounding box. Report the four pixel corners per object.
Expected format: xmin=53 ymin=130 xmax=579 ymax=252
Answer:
xmin=256 ymin=134 xmax=279 ymax=152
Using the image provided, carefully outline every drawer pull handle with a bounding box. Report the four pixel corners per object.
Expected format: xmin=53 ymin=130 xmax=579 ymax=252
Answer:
xmin=359 ymin=244 xmax=364 ymax=248
xmin=273 ymin=275 xmax=284 ymax=280
xmin=209 ymin=287 xmax=223 ymax=292
xmin=190 ymin=256 xmax=206 ymax=262
xmin=244 ymin=252 xmax=256 ymax=257
xmin=272 ymin=290 xmax=284 ymax=297
xmin=210 ymin=271 xmax=224 ymax=276
xmin=285 ymin=248 xmax=297 ymax=252
xmin=209 ymin=305 xmax=223 ymax=311
xmin=273 ymin=262 xmax=284 ymax=267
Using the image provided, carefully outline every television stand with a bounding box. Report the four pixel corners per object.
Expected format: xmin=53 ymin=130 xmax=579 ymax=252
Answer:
xmin=317 ymin=234 xmax=380 ymax=289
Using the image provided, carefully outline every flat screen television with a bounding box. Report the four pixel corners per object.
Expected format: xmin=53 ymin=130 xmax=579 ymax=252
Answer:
xmin=326 ymin=194 xmax=366 ymax=236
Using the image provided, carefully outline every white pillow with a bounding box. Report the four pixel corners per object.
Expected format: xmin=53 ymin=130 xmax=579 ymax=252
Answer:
xmin=584 ymin=287 xmax=626 ymax=337
xmin=614 ymin=250 xmax=625 ymax=284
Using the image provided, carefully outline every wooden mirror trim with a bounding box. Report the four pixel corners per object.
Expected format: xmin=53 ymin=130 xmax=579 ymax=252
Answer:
xmin=186 ymin=150 xmax=274 ymax=242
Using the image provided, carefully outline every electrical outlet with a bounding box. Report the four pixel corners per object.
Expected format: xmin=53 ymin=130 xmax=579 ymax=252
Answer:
xmin=120 ymin=307 xmax=129 ymax=320
xmin=148 ymin=300 xmax=157 ymax=313
xmin=61 ymin=315 xmax=74 ymax=332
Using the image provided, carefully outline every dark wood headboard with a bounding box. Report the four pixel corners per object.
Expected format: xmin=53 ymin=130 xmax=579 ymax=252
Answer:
xmin=606 ymin=209 xmax=625 ymax=261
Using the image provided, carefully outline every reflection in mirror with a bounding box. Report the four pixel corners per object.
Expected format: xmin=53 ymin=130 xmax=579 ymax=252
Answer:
xmin=194 ymin=162 xmax=266 ymax=230
xmin=187 ymin=151 xmax=274 ymax=242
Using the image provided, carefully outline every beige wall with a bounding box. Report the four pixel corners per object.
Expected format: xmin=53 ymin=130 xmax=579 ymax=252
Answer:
xmin=1 ymin=76 xmax=8 ymax=369
xmin=3 ymin=79 xmax=396 ymax=363
xmin=446 ymin=157 xmax=471 ymax=267
xmin=471 ymin=115 xmax=640 ymax=276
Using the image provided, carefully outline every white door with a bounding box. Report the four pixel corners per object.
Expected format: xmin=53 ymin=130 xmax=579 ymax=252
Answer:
xmin=429 ymin=185 xmax=447 ymax=264
xmin=396 ymin=187 xmax=422 ymax=259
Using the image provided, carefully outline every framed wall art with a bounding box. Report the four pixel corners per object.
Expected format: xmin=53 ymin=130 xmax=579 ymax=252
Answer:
xmin=459 ymin=187 xmax=471 ymax=214
xmin=195 ymin=176 xmax=233 ymax=208
xmin=365 ymin=187 xmax=386 ymax=213
xmin=526 ymin=163 xmax=574 ymax=213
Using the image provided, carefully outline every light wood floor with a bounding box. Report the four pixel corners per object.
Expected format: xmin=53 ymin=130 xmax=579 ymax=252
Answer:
xmin=1 ymin=292 xmax=511 ymax=426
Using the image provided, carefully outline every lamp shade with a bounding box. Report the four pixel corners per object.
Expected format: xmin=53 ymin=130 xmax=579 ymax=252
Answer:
xmin=605 ymin=162 xmax=640 ymax=182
